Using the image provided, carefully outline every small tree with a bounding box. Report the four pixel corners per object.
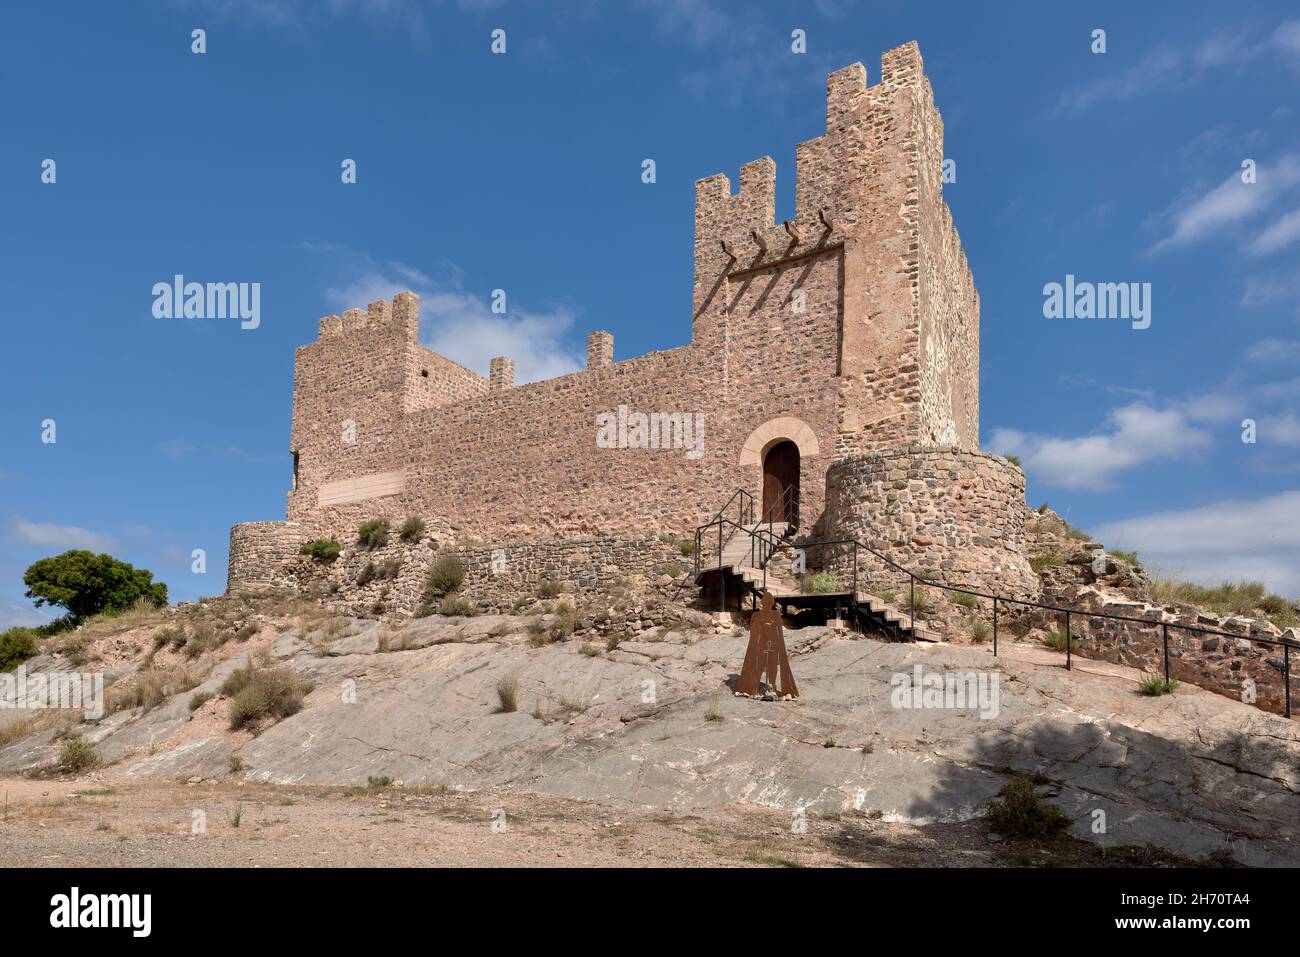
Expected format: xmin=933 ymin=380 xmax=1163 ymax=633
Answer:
xmin=23 ymin=550 xmax=167 ymax=624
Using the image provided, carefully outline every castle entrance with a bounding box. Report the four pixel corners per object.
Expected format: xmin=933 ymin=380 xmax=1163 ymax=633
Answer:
xmin=762 ymin=440 xmax=799 ymax=523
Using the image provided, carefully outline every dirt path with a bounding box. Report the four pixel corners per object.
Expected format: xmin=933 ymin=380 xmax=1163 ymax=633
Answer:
xmin=0 ymin=776 xmax=1006 ymax=868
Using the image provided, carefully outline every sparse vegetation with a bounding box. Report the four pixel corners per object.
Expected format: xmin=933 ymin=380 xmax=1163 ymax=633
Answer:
xmin=221 ymin=663 xmax=314 ymax=731
xmin=803 ymin=572 xmax=841 ymax=594
xmin=1029 ymin=550 xmax=1067 ymax=574
xmin=438 ymin=594 xmax=475 ymax=617
xmin=399 ymin=516 xmax=426 ymax=543
xmin=424 ymin=555 xmax=466 ymax=602
xmin=300 ymin=538 xmax=342 ymax=561
xmin=1042 ymin=627 xmax=1071 ymax=652
xmin=984 ymin=774 xmax=1070 ymax=839
xmin=109 ymin=665 xmax=200 ymax=715
xmin=549 ymin=601 xmax=577 ymax=641
xmin=1110 ymin=548 xmax=1139 ymax=565
xmin=57 ymin=736 xmax=99 ymax=774
xmin=578 ymin=642 xmax=601 ymax=657
xmin=495 ymin=675 xmax=519 ymax=713
xmin=1138 ymin=672 xmax=1179 ymax=696
xmin=1003 ymin=454 xmax=1021 ymax=467
xmin=355 ymin=561 xmax=376 ymax=587
xmin=356 ymin=518 xmax=391 ymax=550
xmin=970 ymin=616 xmax=991 ymax=644
xmin=951 ymin=590 xmax=978 ymax=608
xmin=0 ymin=627 xmax=39 ymax=672
xmin=677 ymin=539 xmax=695 ymax=558
xmin=1151 ymin=577 xmax=1298 ymax=628
xmin=535 ymin=577 xmax=561 ymax=599
xmin=704 ymin=700 xmax=724 ymax=722
xmin=188 ymin=691 xmax=214 ymax=712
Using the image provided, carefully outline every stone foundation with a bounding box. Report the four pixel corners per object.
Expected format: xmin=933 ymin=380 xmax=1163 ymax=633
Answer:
xmin=455 ymin=536 xmax=688 ymax=609
xmin=227 ymin=521 xmax=306 ymax=592
xmin=818 ymin=447 xmax=1038 ymax=599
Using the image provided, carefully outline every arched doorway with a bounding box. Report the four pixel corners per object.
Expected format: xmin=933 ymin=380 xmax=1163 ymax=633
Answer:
xmin=762 ymin=440 xmax=800 ymax=524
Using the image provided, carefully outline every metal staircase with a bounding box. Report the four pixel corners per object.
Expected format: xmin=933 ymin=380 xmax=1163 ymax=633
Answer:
xmin=690 ymin=488 xmax=931 ymax=642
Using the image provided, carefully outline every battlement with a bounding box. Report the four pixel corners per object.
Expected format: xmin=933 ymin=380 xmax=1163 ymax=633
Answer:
xmin=693 ymin=42 xmax=933 ymax=280
xmin=315 ymin=290 xmax=420 ymax=343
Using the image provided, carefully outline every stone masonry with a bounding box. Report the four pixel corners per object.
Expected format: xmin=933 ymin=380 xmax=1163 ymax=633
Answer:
xmin=229 ymin=42 xmax=1027 ymax=603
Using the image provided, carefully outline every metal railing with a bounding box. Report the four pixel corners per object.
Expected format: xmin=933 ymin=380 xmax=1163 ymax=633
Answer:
xmin=686 ymin=490 xmax=1295 ymax=719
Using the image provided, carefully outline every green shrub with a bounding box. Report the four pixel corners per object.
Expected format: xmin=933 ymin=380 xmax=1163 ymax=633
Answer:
xmin=657 ymin=562 xmax=684 ymax=579
xmin=970 ymin=617 xmax=991 ymax=644
xmin=355 ymin=561 xmax=376 ymax=587
xmin=1110 ymin=549 xmax=1139 ymax=564
xmin=438 ymin=594 xmax=475 ymax=617
xmin=1042 ymin=627 xmax=1071 ymax=652
xmin=535 ymin=577 xmax=561 ymax=599
xmin=984 ymin=775 xmax=1069 ymax=839
xmin=23 ymin=549 xmax=167 ymax=624
xmin=803 ymin=572 xmax=841 ymax=594
xmin=356 ymin=518 xmax=390 ymax=550
xmin=57 ymin=737 xmax=99 ymax=773
xmin=1003 ymin=455 xmax=1021 ymax=467
xmin=221 ymin=664 xmax=314 ymax=731
xmin=299 ymin=538 xmax=341 ymax=561
xmin=398 ymin=516 xmax=426 ymax=543
xmin=424 ymin=555 xmax=466 ymax=601
xmin=0 ymin=627 xmax=39 ymax=672
xmin=951 ymin=591 xmax=978 ymax=608
xmin=677 ymin=539 xmax=695 ymax=558
xmin=908 ymin=588 xmax=930 ymax=614
xmin=1137 ymin=672 xmax=1179 ymax=696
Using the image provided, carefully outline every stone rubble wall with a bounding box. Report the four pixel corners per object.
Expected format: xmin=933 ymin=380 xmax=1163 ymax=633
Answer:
xmin=818 ymin=447 xmax=1039 ymax=598
xmin=226 ymin=521 xmax=307 ymax=592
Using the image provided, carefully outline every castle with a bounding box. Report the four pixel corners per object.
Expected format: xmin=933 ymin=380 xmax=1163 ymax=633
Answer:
xmin=227 ymin=42 xmax=1038 ymax=603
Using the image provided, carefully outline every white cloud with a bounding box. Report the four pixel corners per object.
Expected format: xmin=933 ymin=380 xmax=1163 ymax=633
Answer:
xmin=1092 ymin=490 xmax=1300 ymax=596
xmin=988 ymin=402 xmax=1214 ymax=491
xmin=1055 ymin=48 xmax=1183 ymax=113
xmin=1058 ymin=20 xmax=1300 ymax=114
xmin=1151 ymin=155 xmax=1300 ymax=253
xmin=1249 ymin=206 xmax=1300 ymax=254
xmin=9 ymin=519 xmax=113 ymax=552
xmin=1266 ymin=413 xmax=1300 ymax=446
xmin=1246 ymin=338 xmax=1300 ymax=362
xmin=317 ymin=252 xmax=584 ymax=385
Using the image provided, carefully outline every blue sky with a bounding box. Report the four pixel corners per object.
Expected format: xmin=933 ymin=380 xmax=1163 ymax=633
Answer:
xmin=2 ymin=0 xmax=1299 ymax=626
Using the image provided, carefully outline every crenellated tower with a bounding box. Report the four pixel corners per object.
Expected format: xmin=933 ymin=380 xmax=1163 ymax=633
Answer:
xmin=690 ymin=41 xmax=979 ymax=456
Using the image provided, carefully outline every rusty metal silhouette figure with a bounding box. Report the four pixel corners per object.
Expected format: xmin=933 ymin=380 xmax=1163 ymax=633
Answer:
xmin=735 ymin=591 xmax=798 ymax=699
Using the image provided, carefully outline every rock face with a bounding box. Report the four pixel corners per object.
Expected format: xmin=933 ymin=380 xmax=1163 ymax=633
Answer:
xmin=4 ymin=614 xmax=1297 ymax=865
xmin=1021 ymin=506 xmax=1297 ymax=716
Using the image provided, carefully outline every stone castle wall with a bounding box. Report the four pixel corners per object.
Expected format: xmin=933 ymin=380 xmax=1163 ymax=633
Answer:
xmin=818 ymin=448 xmax=1038 ymax=598
xmin=277 ymin=43 xmax=968 ymax=550
xmin=227 ymin=521 xmax=306 ymax=592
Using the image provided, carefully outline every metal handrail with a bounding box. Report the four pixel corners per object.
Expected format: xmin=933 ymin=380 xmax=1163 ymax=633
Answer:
xmin=685 ymin=489 xmax=1296 ymax=719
